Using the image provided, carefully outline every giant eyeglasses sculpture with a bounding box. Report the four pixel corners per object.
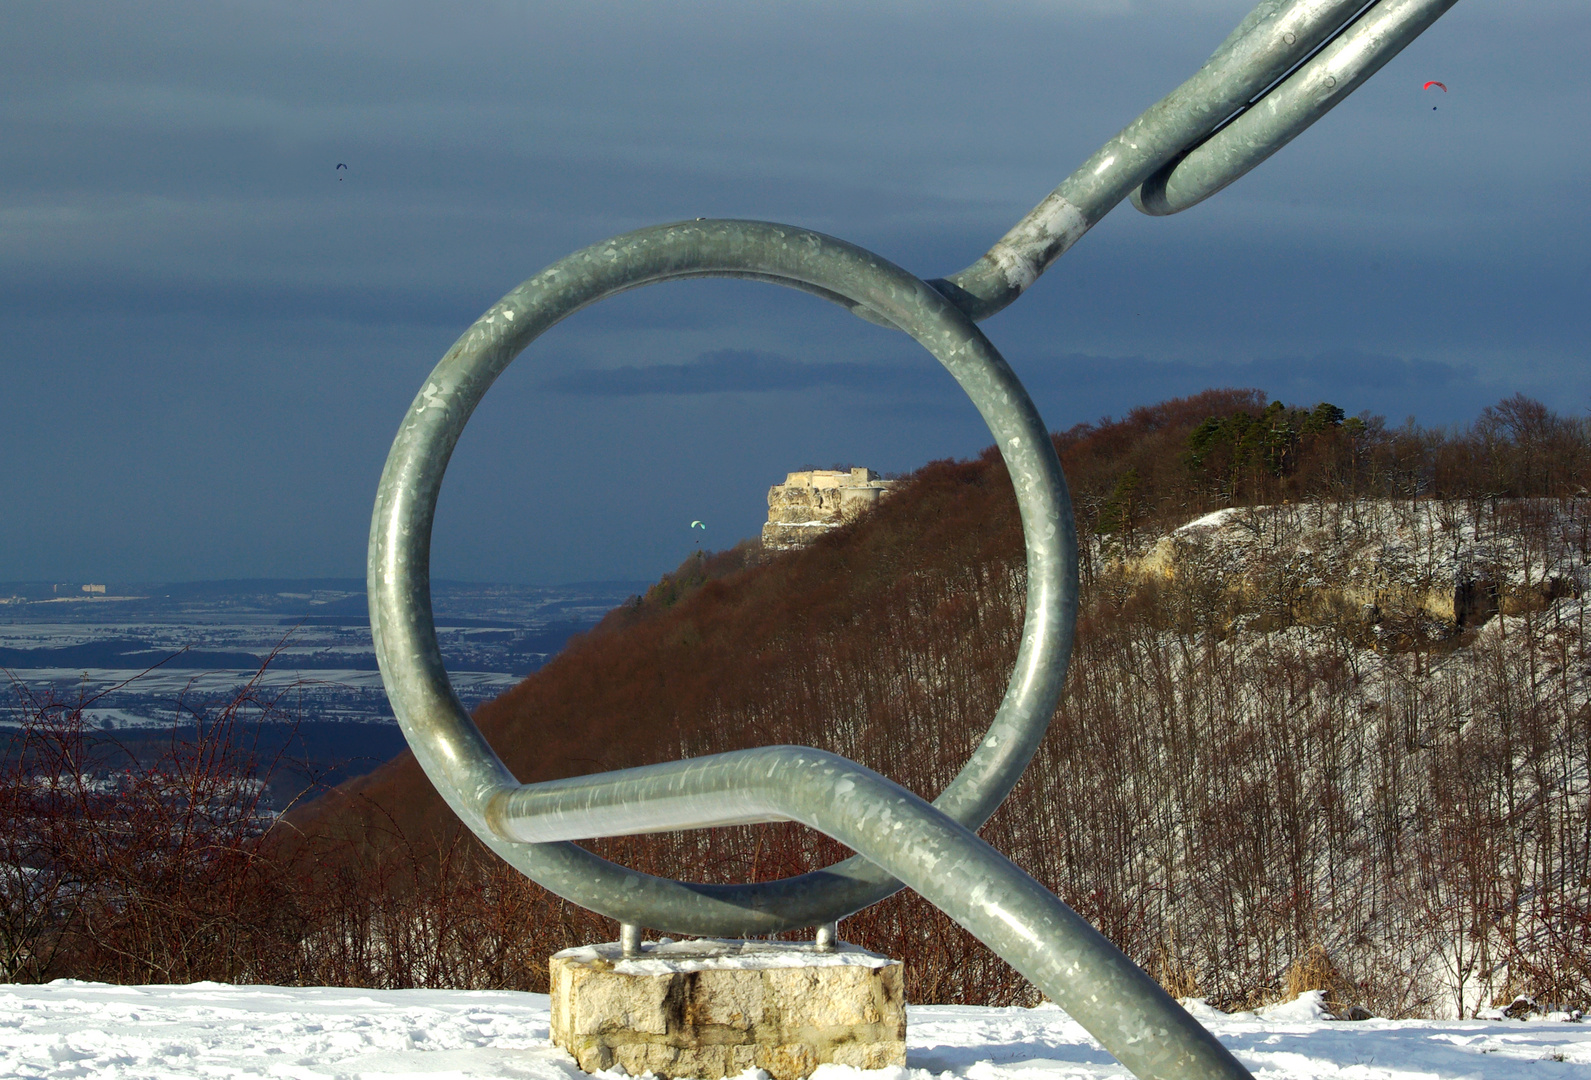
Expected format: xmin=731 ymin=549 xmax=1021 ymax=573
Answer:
xmin=369 ymin=3 xmax=1456 ymax=1080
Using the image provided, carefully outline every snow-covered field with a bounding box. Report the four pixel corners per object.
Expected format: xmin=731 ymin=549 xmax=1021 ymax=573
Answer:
xmin=4 ymin=981 xmax=1590 ymax=1080
xmin=0 ymin=579 xmax=644 ymax=731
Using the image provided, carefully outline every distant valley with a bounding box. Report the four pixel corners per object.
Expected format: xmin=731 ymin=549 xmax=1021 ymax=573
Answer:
xmin=0 ymin=578 xmax=646 ymax=795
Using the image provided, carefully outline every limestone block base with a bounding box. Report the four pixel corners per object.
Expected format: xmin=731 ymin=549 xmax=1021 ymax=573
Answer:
xmin=549 ymin=938 xmax=905 ymax=1080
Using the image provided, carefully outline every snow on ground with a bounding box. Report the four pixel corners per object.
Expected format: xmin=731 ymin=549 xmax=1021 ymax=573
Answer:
xmin=4 ymin=982 xmax=1590 ymax=1080
xmin=558 ymin=939 xmax=897 ymax=976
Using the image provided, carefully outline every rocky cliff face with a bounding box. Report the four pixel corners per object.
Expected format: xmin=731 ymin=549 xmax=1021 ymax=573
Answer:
xmin=1114 ymin=499 xmax=1587 ymax=638
xmin=762 ymin=468 xmax=896 ymax=551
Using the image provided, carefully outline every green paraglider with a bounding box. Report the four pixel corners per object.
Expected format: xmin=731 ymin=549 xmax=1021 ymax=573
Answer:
xmin=690 ymin=520 xmax=706 ymax=530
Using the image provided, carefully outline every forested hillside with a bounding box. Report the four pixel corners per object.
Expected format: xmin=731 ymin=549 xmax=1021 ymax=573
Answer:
xmin=13 ymin=390 xmax=1591 ymax=1018
xmin=273 ymin=390 xmax=1591 ymax=1015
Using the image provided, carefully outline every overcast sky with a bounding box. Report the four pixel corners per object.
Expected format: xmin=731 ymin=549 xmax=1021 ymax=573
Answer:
xmin=3 ymin=1 xmax=1587 ymax=585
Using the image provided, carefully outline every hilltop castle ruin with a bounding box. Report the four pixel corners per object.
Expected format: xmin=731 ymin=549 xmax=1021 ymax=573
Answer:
xmin=762 ymin=468 xmax=896 ymax=551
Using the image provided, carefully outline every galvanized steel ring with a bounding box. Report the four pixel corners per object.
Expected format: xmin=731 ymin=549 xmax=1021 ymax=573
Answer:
xmin=368 ymin=219 xmax=1077 ymax=934
xmin=366 ymin=4 xmax=1468 ymax=1078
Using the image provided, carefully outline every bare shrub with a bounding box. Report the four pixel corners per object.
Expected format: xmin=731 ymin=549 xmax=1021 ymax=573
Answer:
xmin=1 ymin=668 xmax=299 ymax=983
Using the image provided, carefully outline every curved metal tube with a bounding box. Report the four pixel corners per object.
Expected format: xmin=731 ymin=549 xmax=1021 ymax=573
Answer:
xmin=369 ymin=219 xmax=1078 ymax=937
xmin=369 ymin=5 xmax=1460 ymax=1079
xmin=933 ymin=0 xmax=1365 ymax=319
xmin=1134 ymin=0 xmax=1460 ymax=215
xmin=486 ymin=746 xmax=1252 ymax=1080
xmin=933 ymin=0 xmax=1459 ymax=319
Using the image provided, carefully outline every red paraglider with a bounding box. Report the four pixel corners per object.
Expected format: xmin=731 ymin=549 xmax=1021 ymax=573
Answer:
xmin=1423 ymin=81 xmax=1447 ymax=91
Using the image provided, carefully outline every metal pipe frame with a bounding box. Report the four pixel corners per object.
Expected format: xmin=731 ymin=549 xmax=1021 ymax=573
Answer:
xmin=370 ymin=220 xmax=1077 ymax=938
xmin=368 ymin=4 xmax=1459 ymax=1080
xmin=934 ymin=0 xmax=1458 ymax=320
xmin=489 ymin=747 xmax=1247 ymax=1080
xmin=1133 ymin=0 xmax=1461 ymax=216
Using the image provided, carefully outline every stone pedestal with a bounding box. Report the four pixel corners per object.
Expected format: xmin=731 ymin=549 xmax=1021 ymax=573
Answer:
xmin=549 ymin=938 xmax=905 ymax=1079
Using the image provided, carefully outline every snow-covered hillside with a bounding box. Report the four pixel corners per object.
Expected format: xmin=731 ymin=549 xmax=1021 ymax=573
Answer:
xmin=1116 ymin=499 xmax=1591 ymax=630
xmin=4 ymin=981 xmax=1589 ymax=1080
xmin=1048 ymin=497 xmax=1591 ymax=1017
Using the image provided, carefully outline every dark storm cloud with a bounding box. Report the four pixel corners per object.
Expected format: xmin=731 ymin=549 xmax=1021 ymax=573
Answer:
xmin=542 ymin=346 xmax=1480 ymax=427
xmin=0 ymin=276 xmax=476 ymax=328
xmin=1068 ymin=352 xmax=1469 ymax=400
xmin=1237 ymin=353 xmax=1472 ymax=399
xmin=1018 ymin=352 xmax=1486 ymax=430
xmin=1 ymin=1 xmax=1587 ymax=584
xmin=539 ymin=351 xmax=930 ymax=397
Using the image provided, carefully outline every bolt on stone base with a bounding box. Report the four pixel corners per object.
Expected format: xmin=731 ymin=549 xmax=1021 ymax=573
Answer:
xmin=549 ymin=938 xmax=906 ymax=1080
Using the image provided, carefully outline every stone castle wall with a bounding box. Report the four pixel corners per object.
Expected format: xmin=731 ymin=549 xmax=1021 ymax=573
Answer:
xmin=762 ymin=468 xmax=896 ymax=551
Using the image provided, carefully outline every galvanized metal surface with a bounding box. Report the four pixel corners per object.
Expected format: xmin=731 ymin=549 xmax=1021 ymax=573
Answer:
xmin=490 ymin=747 xmax=1246 ymax=1080
xmin=1133 ymin=0 xmax=1462 ymax=216
xmin=619 ymin=922 xmax=643 ymax=960
xmin=368 ymin=4 xmax=1459 ymax=1080
xmin=936 ymin=0 xmax=1458 ymax=320
xmin=369 ymin=221 xmax=1077 ymax=938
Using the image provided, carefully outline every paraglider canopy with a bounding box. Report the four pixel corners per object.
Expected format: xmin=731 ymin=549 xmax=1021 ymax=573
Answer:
xmin=690 ymin=520 xmax=705 ymax=530
xmin=1423 ymin=81 xmax=1447 ymax=91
